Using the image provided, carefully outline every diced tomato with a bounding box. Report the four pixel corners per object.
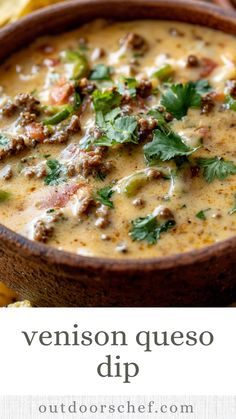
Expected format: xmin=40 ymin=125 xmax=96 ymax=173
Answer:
xmin=25 ymin=123 xmax=46 ymax=142
xmin=200 ymin=58 xmax=217 ymax=78
xmin=40 ymin=183 xmax=82 ymax=209
xmin=50 ymin=79 xmax=74 ymax=105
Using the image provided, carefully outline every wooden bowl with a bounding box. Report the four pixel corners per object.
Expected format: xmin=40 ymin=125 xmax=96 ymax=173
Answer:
xmin=1 ymin=0 xmax=236 ymax=307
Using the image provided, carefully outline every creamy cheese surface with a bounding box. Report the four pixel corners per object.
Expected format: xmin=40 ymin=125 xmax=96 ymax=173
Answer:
xmin=0 ymin=19 xmax=236 ymax=258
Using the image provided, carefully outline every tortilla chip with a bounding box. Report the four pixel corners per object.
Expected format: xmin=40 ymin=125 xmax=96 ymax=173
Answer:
xmin=15 ymin=0 xmax=64 ymax=18
xmin=0 ymin=0 xmax=20 ymax=26
xmin=0 ymin=0 xmax=64 ymax=26
xmin=0 ymin=282 xmax=17 ymax=306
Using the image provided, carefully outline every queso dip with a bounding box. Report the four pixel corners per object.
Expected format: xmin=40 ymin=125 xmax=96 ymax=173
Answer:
xmin=1 ymin=19 xmax=236 ymax=258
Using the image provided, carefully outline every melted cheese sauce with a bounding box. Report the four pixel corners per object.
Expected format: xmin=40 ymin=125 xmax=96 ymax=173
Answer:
xmin=1 ymin=19 xmax=236 ymax=258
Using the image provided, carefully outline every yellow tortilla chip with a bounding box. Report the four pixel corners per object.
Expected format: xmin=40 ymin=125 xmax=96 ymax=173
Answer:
xmin=15 ymin=0 xmax=65 ymax=18
xmin=0 ymin=282 xmax=17 ymax=306
xmin=0 ymin=0 xmax=20 ymax=25
xmin=0 ymin=0 xmax=64 ymax=26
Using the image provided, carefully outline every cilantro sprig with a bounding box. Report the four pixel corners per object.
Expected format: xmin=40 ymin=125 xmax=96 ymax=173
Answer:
xmin=197 ymin=156 xmax=236 ymax=183
xmin=44 ymin=159 xmax=67 ymax=186
xmin=193 ymin=79 xmax=212 ymax=95
xmin=92 ymin=89 xmax=122 ymax=114
xmin=147 ymin=109 xmax=170 ymax=133
xmin=93 ymin=104 xmax=138 ymax=147
xmin=225 ymin=95 xmax=236 ymax=111
xmin=104 ymin=114 xmax=138 ymax=145
xmin=97 ymin=185 xmax=114 ymax=208
xmin=129 ymin=214 xmax=175 ymax=245
xmin=90 ymin=64 xmax=112 ymax=81
xmin=196 ymin=208 xmax=211 ymax=220
xmin=144 ymin=129 xmax=198 ymax=163
xmin=118 ymin=77 xmax=138 ymax=98
xmin=161 ymin=82 xmax=201 ymax=120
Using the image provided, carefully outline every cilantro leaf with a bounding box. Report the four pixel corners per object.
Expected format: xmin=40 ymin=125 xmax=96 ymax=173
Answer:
xmin=0 ymin=190 xmax=11 ymax=202
xmin=225 ymin=95 xmax=236 ymax=111
xmin=44 ymin=159 xmax=67 ymax=186
xmin=104 ymin=107 xmax=122 ymax=123
xmin=0 ymin=134 xmax=9 ymax=147
xmin=161 ymin=82 xmax=201 ymax=120
xmin=90 ymin=64 xmax=112 ymax=81
xmin=196 ymin=208 xmax=211 ymax=220
xmin=229 ymin=193 xmax=236 ymax=215
xmin=91 ymin=135 xmax=116 ymax=147
xmin=118 ymin=77 xmax=138 ymax=98
xmin=197 ymin=156 xmax=236 ymax=183
xmin=92 ymin=89 xmax=122 ymax=114
xmin=193 ymin=79 xmax=212 ymax=95
xmin=79 ymin=134 xmax=96 ymax=150
xmin=84 ymin=107 xmax=137 ymax=148
xmin=129 ymin=214 xmax=175 ymax=245
xmin=95 ymin=172 xmax=107 ymax=181
xmin=92 ymin=89 xmax=138 ymax=146
xmin=144 ymin=129 xmax=195 ymax=163
xmin=147 ymin=109 xmax=170 ymax=133
xmin=106 ymin=115 xmax=138 ymax=144
xmin=94 ymin=111 xmax=138 ymax=146
xmin=97 ymin=185 xmax=114 ymax=208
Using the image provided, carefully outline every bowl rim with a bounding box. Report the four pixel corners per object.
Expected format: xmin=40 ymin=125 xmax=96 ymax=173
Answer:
xmin=1 ymin=0 xmax=236 ymax=272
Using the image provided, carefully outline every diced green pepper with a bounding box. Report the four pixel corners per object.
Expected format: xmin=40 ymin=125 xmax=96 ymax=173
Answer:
xmin=226 ymin=95 xmax=236 ymax=111
xmin=228 ymin=193 xmax=236 ymax=215
xmin=152 ymin=64 xmax=174 ymax=82
xmin=43 ymin=90 xmax=81 ymax=126
xmin=120 ymin=172 xmax=150 ymax=197
xmin=43 ymin=106 xmax=72 ymax=125
xmin=73 ymin=91 xmax=82 ymax=110
xmin=117 ymin=168 xmax=161 ymax=197
xmin=0 ymin=190 xmax=11 ymax=202
xmin=61 ymin=50 xmax=89 ymax=79
xmin=73 ymin=59 xmax=89 ymax=79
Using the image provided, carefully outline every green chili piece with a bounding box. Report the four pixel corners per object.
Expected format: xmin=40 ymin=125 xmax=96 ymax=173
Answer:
xmin=61 ymin=50 xmax=89 ymax=79
xmin=43 ymin=107 xmax=72 ymax=125
xmin=120 ymin=172 xmax=150 ymax=197
xmin=152 ymin=64 xmax=174 ymax=82
xmin=0 ymin=190 xmax=11 ymax=202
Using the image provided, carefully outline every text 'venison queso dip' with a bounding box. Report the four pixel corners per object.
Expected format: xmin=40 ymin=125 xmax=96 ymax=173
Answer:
xmin=1 ymin=19 xmax=236 ymax=258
